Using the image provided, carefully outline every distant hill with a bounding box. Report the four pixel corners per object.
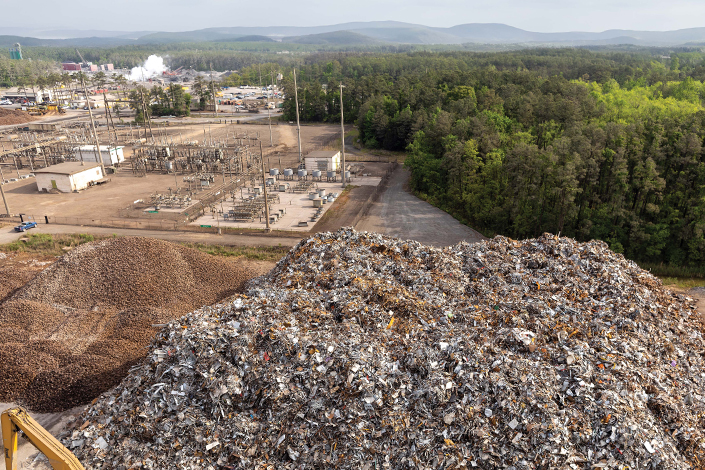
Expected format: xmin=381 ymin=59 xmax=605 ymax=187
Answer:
xmin=136 ymin=31 xmax=233 ymax=43
xmin=0 ymin=36 xmax=50 ymax=47
xmin=6 ymin=22 xmax=705 ymax=48
xmin=283 ymin=30 xmax=382 ymax=45
xmin=229 ymin=35 xmax=275 ymax=42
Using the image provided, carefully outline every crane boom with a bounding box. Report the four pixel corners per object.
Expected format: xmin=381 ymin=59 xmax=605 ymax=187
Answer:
xmin=75 ymin=49 xmax=86 ymax=66
xmin=2 ymin=407 xmax=84 ymax=470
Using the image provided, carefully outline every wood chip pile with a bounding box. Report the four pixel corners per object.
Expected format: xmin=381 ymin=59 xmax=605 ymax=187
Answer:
xmin=0 ymin=107 xmax=36 ymax=125
xmin=0 ymin=237 xmax=270 ymax=411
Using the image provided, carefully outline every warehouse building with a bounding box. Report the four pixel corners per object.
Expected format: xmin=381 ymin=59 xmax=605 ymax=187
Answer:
xmin=304 ymin=150 xmax=341 ymax=172
xmin=62 ymin=62 xmax=81 ymax=71
xmin=35 ymin=162 xmax=104 ymax=193
xmin=75 ymin=145 xmax=125 ymax=166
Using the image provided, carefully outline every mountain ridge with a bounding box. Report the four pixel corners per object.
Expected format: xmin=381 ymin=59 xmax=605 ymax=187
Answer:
xmin=3 ymin=22 xmax=705 ymax=47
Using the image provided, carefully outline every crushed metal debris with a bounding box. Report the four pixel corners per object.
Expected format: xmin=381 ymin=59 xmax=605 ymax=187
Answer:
xmin=65 ymin=230 xmax=705 ymax=469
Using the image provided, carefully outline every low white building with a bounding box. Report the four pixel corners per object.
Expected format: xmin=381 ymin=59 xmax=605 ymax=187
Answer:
xmin=75 ymin=145 xmax=125 ymax=166
xmin=304 ymin=150 xmax=341 ymax=172
xmin=35 ymin=162 xmax=104 ymax=193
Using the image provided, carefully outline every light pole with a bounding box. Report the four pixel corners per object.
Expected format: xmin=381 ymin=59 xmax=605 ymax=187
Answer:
xmin=339 ymin=82 xmax=346 ymax=188
xmin=267 ymin=70 xmax=274 ymax=147
xmin=293 ymin=69 xmax=302 ymax=165
xmin=260 ymin=142 xmax=271 ymax=232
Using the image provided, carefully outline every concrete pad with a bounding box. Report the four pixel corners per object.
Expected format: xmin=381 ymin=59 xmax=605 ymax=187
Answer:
xmin=190 ymin=177 xmax=380 ymax=232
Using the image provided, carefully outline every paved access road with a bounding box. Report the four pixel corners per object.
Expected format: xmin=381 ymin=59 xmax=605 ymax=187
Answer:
xmin=355 ymin=167 xmax=486 ymax=247
xmin=0 ymin=224 xmax=302 ymax=247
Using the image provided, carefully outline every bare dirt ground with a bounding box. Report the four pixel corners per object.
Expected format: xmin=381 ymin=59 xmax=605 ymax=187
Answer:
xmin=355 ymin=167 xmax=486 ymax=247
xmin=3 ymin=170 xmax=196 ymax=221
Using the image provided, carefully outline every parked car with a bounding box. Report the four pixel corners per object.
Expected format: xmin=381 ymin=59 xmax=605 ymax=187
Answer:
xmin=0 ymin=99 xmax=12 ymax=105
xmin=14 ymin=221 xmax=37 ymax=232
xmin=9 ymin=178 xmax=17 ymax=183
xmin=19 ymin=175 xmax=29 ymax=179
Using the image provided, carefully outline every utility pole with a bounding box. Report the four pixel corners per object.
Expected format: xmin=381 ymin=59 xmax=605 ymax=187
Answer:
xmin=79 ymin=72 xmax=106 ymax=176
xmin=0 ymin=164 xmax=10 ymax=216
xmin=103 ymin=93 xmax=118 ymax=144
xmin=138 ymin=87 xmax=154 ymax=141
xmin=260 ymin=141 xmax=271 ymax=232
xmin=339 ymin=82 xmax=346 ymax=188
xmin=267 ymin=70 xmax=273 ymax=147
xmin=293 ymin=69 xmax=302 ymax=165
xmin=138 ymin=70 xmax=155 ymax=141
xmin=209 ymin=64 xmax=217 ymax=114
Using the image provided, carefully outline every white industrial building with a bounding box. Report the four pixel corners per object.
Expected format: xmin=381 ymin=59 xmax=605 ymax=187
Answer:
xmin=35 ymin=162 xmax=104 ymax=193
xmin=304 ymin=150 xmax=341 ymax=172
xmin=75 ymin=145 xmax=125 ymax=166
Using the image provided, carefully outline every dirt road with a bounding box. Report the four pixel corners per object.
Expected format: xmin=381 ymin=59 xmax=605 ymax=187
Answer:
xmin=0 ymin=224 xmax=302 ymax=247
xmin=355 ymin=167 xmax=486 ymax=247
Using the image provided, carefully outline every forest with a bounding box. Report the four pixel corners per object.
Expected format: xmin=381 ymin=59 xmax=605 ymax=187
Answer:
xmin=276 ymin=49 xmax=705 ymax=268
xmin=2 ymin=45 xmax=704 ymax=268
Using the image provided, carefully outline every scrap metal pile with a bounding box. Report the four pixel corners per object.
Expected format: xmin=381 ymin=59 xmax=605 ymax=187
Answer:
xmin=65 ymin=230 xmax=705 ymax=469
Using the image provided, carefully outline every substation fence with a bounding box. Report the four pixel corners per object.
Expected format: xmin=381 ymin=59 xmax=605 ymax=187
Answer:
xmin=351 ymin=162 xmax=398 ymax=227
xmin=15 ymin=214 xmax=182 ymax=232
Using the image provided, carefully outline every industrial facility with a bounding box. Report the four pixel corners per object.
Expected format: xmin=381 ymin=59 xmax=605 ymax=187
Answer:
xmin=9 ymin=43 xmax=22 ymax=60
xmin=304 ymin=150 xmax=341 ymax=171
xmin=34 ymin=162 xmax=104 ymax=192
xmin=75 ymin=145 xmax=125 ymax=166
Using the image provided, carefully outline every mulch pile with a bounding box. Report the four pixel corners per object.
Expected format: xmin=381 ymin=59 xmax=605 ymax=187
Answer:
xmin=0 ymin=237 xmax=271 ymax=411
xmin=0 ymin=107 xmax=36 ymax=125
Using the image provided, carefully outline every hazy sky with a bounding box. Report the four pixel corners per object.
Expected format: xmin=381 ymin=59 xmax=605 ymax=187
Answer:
xmin=12 ymin=0 xmax=705 ymax=33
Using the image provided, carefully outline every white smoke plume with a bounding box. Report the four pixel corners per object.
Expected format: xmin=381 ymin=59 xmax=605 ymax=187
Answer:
xmin=129 ymin=55 xmax=167 ymax=81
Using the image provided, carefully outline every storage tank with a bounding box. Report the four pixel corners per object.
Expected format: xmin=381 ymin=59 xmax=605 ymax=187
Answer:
xmin=312 ymin=170 xmax=321 ymax=178
xmin=344 ymin=171 xmax=351 ymax=180
xmin=270 ymin=168 xmax=279 ymax=176
xmin=327 ymin=171 xmax=335 ymax=179
xmin=318 ymin=188 xmax=326 ymax=197
xmin=283 ymin=168 xmax=294 ymax=177
xmin=309 ymin=192 xmax=317 ymax=200
xmin=298 ymin=169 xmax=307 ymax=178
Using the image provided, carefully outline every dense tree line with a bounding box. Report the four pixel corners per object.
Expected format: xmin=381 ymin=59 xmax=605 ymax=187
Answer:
xmin=279 ymin=49 xmax=705 ymax=267
xmin=0 ymin=56 xmax=59 ymax=87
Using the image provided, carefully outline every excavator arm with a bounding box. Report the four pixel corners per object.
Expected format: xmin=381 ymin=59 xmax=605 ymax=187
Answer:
xmin=1 ymin=407 xmax=84 ymax=470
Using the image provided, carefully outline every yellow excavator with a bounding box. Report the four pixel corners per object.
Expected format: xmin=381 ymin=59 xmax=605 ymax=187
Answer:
xmin=1 ymin=407 xmax=84 ymax=470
